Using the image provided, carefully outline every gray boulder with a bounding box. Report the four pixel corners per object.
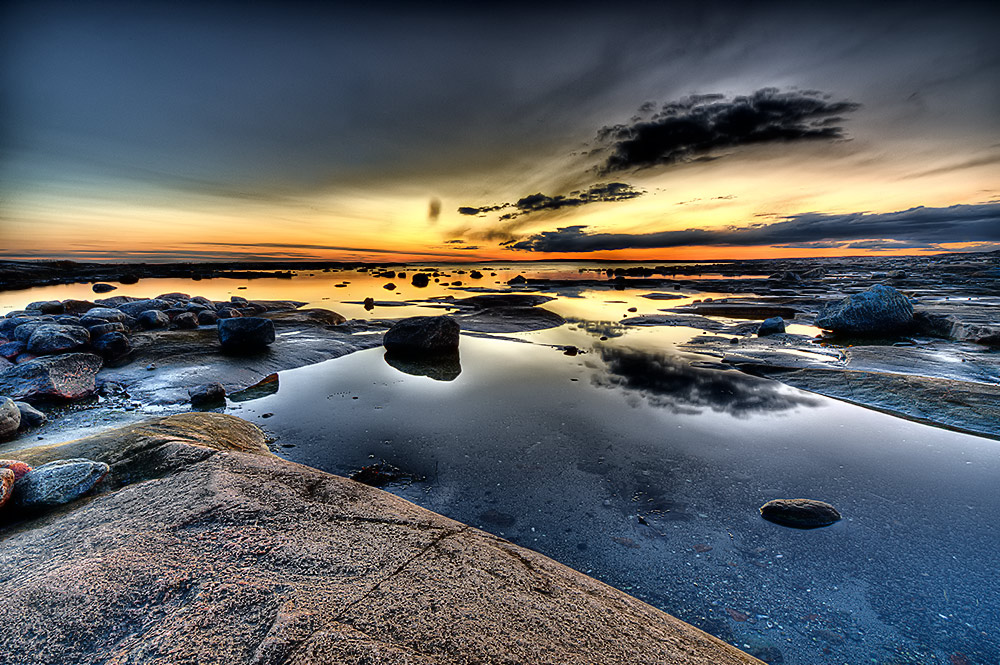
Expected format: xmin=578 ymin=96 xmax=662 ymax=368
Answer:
xmin=14 ymin=401 xmax=46 ymax=429
xmin=0 ymin=353 xmax=103 ymax=401
xmin=760 ymin=498 xmax=841 ymax=529
xmin=815 ymin=284 xmax=913 ymax=336
xmin=13 ymin=458 xmax=110 ymax=508
xmin=0 ymin=397 xmax=20 ymax=439
xmin=26 ymin=324 xmax=91 ymax=355
xmin=217 ymin=317 xmax=275 ymax=351
xmin=757 ymin=317 xmax=786 ymax=337
xmin=173 ymin=312 xmax=199 ymax=329
xmin=91 ymin=332 xmax=132 ymax=360
xmin=137 ymin=310 xmax=170 ymax=330
xmin=383 ymin=316 xmax=460 ymax=355
xmin=116 ymin=299 xmax=172 ymax=318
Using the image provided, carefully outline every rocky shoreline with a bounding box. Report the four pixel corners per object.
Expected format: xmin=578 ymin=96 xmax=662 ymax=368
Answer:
xmin=0 ymin=412 xmax=763 ymax=665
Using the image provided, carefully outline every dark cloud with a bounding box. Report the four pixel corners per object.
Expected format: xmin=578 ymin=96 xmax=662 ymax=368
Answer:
xmin=509 ymin=202 xmax=1000 ymax=252
xmin=444 ymin=239 xmax=466 ymax=244
xmin=594 ymin=346 xmax=820 ymax=417
xmin=458 ymin=204 xmax=508 ymax=216
xmin=459 ymin=182 xmax=642 ymax=221
xmin=595 ymin=88 xmax=860 ymax=173
xmin=428 ymin=197 xmax=441 ymax=222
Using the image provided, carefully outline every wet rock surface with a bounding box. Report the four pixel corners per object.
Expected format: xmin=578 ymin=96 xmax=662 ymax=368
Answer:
xmin=12 ymin=458 xmax=109 ymax=508
xmin=760 ymin=498 xmax=842 ymax=529
xmin=0 ymin=398 xmax=20 ymax=439
xmin=815 ymin=284 xmax=913 ymax=336
xmin=0 ymin=413 xmax=762 ymax=665
xmin=0 ymin=353 xmax=103 ymax=402
xmin=383 ymin=316 xmax=460 ymax=354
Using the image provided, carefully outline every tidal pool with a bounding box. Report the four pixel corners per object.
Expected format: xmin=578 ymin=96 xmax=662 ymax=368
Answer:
xmin=228 ymin=327 xmax=999 ymax=665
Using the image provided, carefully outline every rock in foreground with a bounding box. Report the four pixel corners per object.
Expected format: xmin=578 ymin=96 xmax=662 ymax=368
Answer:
xmin=0 ymin=413 xmax=761 ymax=665
xmin=383 ymin=316 xmax=460 ymax=354
xmin=0 ymin=397 xmax=20 ymax=439
xmin=816 ymin=284 xmax=913 ymax=336
xmin=760 ymin=498 xmax=842 ymax=529
xmin=0 ymin=353 xmax=103 ymax=401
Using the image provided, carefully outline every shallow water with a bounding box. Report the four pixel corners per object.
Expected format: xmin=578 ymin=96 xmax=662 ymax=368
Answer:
xmin=3 ymin=269 xmax=998 ymax=664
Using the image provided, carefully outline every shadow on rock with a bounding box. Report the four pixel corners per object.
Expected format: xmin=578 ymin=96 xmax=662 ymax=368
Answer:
xmin=384 ymin=350 xmax=461 ymax=382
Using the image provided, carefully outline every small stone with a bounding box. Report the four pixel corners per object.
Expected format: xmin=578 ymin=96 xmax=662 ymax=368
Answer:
xmin=757 ymin=316 xmax=786 ymax=337
xmin=189 ymin=382 xmax=226 ymax=407
xmin=760 ymin=498 xmax=842 ymax=529
xmin=411 ymin=273 xmax=430 ymax=287
xmin=13 ymin=458 xmax=110 ymax=508
xmin=91 ymin=283 xmax=117 ymax=293
xmin=563 ymin=346 xmax=579 ymax=356
xmin=0 ymin=397 xmax=21 ymax=439
xmin=383 ymin=283 xmax=396 ymax=290
xmin=627 ymin=307 xmax=637 ymax=313
xmin=508 ymin=275 xmax=527 ymax=285
xmin=14 ymin=401 xmax=46 ymax=429
xmin=197 ymin=310 xmax=219 ymax=326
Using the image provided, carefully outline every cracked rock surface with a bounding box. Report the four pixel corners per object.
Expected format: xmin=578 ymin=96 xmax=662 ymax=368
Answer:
xmin=0 ymin=413 xmax=761 ymax=665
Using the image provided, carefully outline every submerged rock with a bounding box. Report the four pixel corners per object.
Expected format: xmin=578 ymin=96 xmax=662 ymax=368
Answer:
xmin=0 ymin=353 xmax=103 ymax=401
xmin=815 ymin=284 xmax=913 ymax=336
xmin=455 ymin=306 xmax=565 ymax=333
xmin=760 ymin=498 xmax=842 ymax=529
xmin=13 ymin=458 xmax=110 ymax=508
xmin=383 ymin=316 xmax=460 ymax=355
xmin=757 ymin=317 xmax=786 ymax=337
xmin=218 ymin=317 xmax=276 ymax=351
xmin=0 ymin=397 xmax=20 ymax=439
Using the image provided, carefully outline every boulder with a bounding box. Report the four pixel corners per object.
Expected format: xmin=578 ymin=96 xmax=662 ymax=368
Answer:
xmin=13 ymin=321 xmax=52 ymax=342
xmin=14 ymin=401 xmax=46 ymax=428
xmin=0 ymin=341 xmax=25 ymax=360
xmin=91 ymin=332 xmax=132 ymax=360
xmin=217 ymin=317 xmax=275 ymax=351
xmin=12 ymin=458 xmax=110 ymax=508
xmin=189 ymin=382 xmax=226 ymax=407
xmin=26 ymin=300 xmax=64 ymax=314
xmin=137 ymin=310 xmax=171 ymax=330
xmin=0 ymin=459 xmax=32 ymax=481
xmin=0 ymin=353 xmax=103 ymax=401
xmin=383 ymin=316 xmax=460 ymax=355
xmin=759 ymin=498 xmax=842 ymax=529
xmin=508 ymin=274 xmax=528 ymax=285
xmin=757 ymin=317 xmax=786 ymax=337
xmin=91 ymin=283 xmax=117 ymax=293
xmin=0 ymin=468 xmax=13 ymax=509
xmin=173 ymin=312 xmax=199 ymax=329
xmin=116 ymin=299 xmax=172 ymax=318
xmin=197 ymin=310 xmax=218 ymax=326
xmin=216 ymin=307 xmax=242 ymax=319
xmin=0 ymin=397 xmax=20 ymax=439
xmin=26 ymin=324 xmax=91 ymax=355
xmin=79 ymin=307 xmax=130 ymax=324
xmin=60 ymin=299 xmax=98 ymax=315
xmin=815 ymin=284 xmax=913 ymax=336
xmin=411 ymin=273 xmax=430 ymax=287
xmin=86 ymin=322 xmax=127 ymax=338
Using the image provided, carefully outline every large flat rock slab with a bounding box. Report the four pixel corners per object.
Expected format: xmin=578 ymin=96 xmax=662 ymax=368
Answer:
xmin=0 ymin=414 xmax=761 ymax=665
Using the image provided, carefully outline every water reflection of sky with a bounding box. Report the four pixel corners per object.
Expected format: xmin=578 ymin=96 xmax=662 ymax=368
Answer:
xmin=3 ymin=270 xmax=998 ymax=664
xmin=231 ymin=333 xmax=1000 ymax=665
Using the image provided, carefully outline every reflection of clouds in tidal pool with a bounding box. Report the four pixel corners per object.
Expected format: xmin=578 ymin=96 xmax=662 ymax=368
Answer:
xmin=593 ymin=345 xmax=822 ymax=417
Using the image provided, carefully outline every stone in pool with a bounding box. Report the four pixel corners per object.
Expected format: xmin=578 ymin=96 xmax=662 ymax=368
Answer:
xmin=760 ymin=498 xmax=841 ymax=529
xmin=383 ymin=316 xmax=460 ymax=355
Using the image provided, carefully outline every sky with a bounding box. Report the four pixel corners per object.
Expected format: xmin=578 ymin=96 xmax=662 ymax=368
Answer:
xmin=1 ymin=0 xmax=998 ymax=263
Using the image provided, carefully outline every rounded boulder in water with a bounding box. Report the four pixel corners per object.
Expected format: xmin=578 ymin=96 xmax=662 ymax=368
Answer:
xmin=217 ymin=317 xmax=275 ymax=351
